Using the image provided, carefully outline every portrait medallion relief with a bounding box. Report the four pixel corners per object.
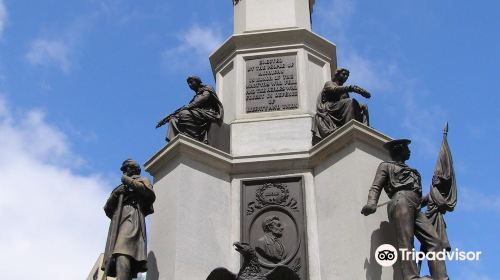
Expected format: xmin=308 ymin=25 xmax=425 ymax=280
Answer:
xmin=241 ymin=177 xmax=307 ymax=279
xmin=256 ymin=215 xmax=287 ymax=262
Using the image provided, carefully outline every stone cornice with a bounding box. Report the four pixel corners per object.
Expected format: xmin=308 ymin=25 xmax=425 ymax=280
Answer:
xmin=309 ymin=120 xmax=392 ymax=166
xmin=144 ymin=120 xmax=392 ymax=178
xmin=209 ymin=28 xmax=336 ymax=74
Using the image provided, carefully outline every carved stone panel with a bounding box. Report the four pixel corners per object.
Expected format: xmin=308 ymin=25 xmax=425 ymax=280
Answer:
xmin=245 ymin=55 xmax=299 ymax=113
xmin=241 ymin=177 xmax=307 ymax=279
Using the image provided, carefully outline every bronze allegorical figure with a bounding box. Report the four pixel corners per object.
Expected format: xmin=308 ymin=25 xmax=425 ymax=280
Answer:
xmin=312 ymin=68 xmax=371 ymax=144
xmin=156 ymin=75 xmax=224 ymax=145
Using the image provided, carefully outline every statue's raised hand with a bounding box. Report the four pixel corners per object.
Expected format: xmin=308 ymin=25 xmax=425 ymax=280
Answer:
xmin=350 ymin=85 xmax=371 ymax=98
xmin=361 ymin=204 xmax=377 ymax=216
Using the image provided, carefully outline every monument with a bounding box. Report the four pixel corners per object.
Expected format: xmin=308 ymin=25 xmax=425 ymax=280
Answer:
xmin=87 ymin=1 xmax=457 ymax=279
xmin=143 ymin=1 xmax=399 ymax=279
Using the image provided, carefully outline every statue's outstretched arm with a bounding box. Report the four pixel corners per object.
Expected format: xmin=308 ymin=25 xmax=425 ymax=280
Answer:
xmin=155 ymin=105 xmax=186 ymax=128
xmin=323 ymin=81 xmax=371 ymax=98
xmin=323 ymin=81 xmax=351 ymax=96
xmin=350 ymin=85 xmax=371 ymax=98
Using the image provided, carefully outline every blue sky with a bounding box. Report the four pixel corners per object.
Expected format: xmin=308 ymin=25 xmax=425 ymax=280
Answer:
xmin=0 ymin=0 xmax=498 ymax=279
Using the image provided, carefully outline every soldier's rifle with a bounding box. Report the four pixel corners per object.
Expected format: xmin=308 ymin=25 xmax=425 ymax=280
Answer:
xmin=101 ymin=187 xmax=124 ymax=280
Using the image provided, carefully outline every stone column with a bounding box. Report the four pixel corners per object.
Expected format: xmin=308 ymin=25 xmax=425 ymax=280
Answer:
xmin=211 ymin=0 xmax=336 ymax=156
xmin=233 ymin=0 xmax=314 ymax=34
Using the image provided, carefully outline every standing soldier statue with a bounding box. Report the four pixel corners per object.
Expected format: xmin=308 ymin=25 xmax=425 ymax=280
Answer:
xmin=361 ymin=139 xmax=449 ymax=280
xmin=101 ymin=159 xmax=156 ymax=280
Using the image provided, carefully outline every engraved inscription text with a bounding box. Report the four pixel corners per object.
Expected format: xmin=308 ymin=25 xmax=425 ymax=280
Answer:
xmin=246 ymin=56 xmax=298 ymax=113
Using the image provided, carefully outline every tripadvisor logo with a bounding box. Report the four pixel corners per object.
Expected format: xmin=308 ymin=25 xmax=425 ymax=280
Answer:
xmin=374 ymin=244 xmax=482 ymax=267
xmin=375 ymin=244 xmax=398 ymax=267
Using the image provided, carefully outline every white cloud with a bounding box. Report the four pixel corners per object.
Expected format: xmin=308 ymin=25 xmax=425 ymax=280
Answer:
xmin=24 ymin=13 xmax=95 ymax=74
xmin=316 ymin=0 xmax=355 ymax=35
xmin=177 ymin=24 xmax=223 ymax=56
xmin=0 ymin=0 xmax=6 ymax=39
xmin=0 ymin=96 xmax=111 ymax=279
xmin=315 ymin=0 xmax=397 ymax=93
xmin=341 ymin=52 xmax=396 ymax=93
xmin=456 ymin=264 xmax=494 ymax=280
xmin=25 ymin=39 xmax=72 ymax=73
xmin=315 ymin=0 xmax=447 ymax=157
xmin=400 ymin=86 xmax=446 ymax=157
xmin=460 ymin=187 xmax=500 ymax=214
xmin=162 ymin=24 xmax=223 ymax=71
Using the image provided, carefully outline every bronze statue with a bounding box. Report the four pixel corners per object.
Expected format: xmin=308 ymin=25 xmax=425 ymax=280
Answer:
xmin=156 ymin=75 xmax=224 ymax=144
xmin=256 ymin=216 xmax=287 ymax=263
xmin=361 ymin=139 xmax=449 ymax=280
xmin=206 ymin=242 xmax=299 ymax=280
xmin=101 ymin=159 xmax=155 ymax=280
xmin=312 ymin=68 xmax=371 ymax=144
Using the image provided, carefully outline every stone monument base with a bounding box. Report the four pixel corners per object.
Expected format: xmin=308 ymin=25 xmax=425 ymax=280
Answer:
xmin=144 ymin=121 xmax=401 ymax=280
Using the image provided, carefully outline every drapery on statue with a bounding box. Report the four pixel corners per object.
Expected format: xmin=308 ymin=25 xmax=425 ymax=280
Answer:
xmin=206 ymin=242 xmax=299 ymax=280
xmin=361 ymin=139 xmax=449 ymax=280
xmin=312 ymin=68 xmax=371 ymax=144
xmin=156 ymin=75 xmax=224 ymax=144
xmin=101 ymin=159 xmax=155 ymax=280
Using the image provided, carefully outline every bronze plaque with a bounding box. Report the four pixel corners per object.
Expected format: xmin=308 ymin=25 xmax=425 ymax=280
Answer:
xmin=241 ymin=177 xmax=307 ymax=279
xmin=245 ymin=55 xmax=299 ymax=113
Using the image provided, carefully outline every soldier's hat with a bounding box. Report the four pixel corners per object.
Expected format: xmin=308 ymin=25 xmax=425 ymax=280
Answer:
xmin=383 ymin=139 xmax=411 ymax=151
xmin=120 ymin=158 xmax=141 ymax=172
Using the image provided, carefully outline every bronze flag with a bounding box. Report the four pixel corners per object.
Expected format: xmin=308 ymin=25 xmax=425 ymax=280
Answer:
xmin=425 ymin=122 xmax=457 ymax=251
